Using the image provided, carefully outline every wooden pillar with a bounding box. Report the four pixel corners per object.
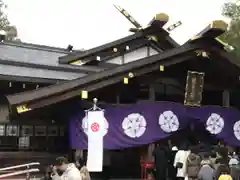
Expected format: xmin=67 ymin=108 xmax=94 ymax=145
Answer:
xmin=222 ymin=90 xmax=230 ymax=107
xmin=116 ymin=94 xmax=120 ymax=105
xmin=146 ymin=84 xmax=155 ymax=162
xmin=149 ymin=83 xmax=155 ymax=101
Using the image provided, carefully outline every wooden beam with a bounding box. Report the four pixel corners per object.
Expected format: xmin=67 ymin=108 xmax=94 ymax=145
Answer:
xmin=22 ymin=54 xmax=196 ymax=110
xmin=59 ymin=32 xmax=147 ymax=64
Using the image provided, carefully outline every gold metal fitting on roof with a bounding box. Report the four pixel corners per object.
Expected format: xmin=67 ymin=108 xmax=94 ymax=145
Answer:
xmin=81 ymin=90 xmax=88 ymax=99
xmin=148 ymin=36 xmax=158 ymax=42
xmin=128 ymin=72 xmax=134 ymax=78
xmin=123 ymin=77 xmax=129 ymax=84
xmin=215 ymin=37 xmax=235 ymax=52
xmin=210 ymin=20 xmax=228 ymax=31
xmin=16 ymin=104 xmax=31 ymax=113
xmin=159 ymin=65 xmax=164 ymax=71
xmin=154 ymin=13 xmax=169 ymax=22
xmin=190 ymin=35 xmax=202 ymax=41
xmin=71 ymin=60 xmax=82 ymax=65
xmin=195 ymin=50 xmax=210 ymax=58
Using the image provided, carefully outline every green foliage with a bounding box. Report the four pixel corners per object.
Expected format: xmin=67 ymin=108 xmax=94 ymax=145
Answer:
xmin=222 ymin=1 xmax=240 ymax=20
xmin=0 ymin=0 xmax=18 ymax=41
xmin=220 ymin=1 xmax=240 ymax=56
xmin=220 ymin=20 xmax=240 ymax=56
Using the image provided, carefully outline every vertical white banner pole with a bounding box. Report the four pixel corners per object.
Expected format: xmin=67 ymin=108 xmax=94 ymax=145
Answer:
xmin=86 ymin=110 xmax=105 ymax=172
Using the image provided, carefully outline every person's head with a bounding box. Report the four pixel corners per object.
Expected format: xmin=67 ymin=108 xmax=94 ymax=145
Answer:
xmin=220 ymin=165 xmax=230 ymax=175
xmin=202 ymin=152 xmax=211 ymax=159
xmin=179 ymin=143 xmax=188 ymax=151
xmin=156 ymin=140 xmax=167 ymax=148
xmin=189 ymin=146 xmax=198 ymax=154
xmin=218 ymin=141 xmax=225 ymax=147
xmin=76 ymin=157 xmax=85 ymax=170
xmin=54 ymin=156 xmax=69 ymax=172
xmin=172 ymin=146 xmax=178 ymax=151
xmin=210 ymin=151 xmax=217 ymax=158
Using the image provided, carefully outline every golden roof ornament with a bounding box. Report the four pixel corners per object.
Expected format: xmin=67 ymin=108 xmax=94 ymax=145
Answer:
xmin=195 ymin=50 xmax=210 ymax=58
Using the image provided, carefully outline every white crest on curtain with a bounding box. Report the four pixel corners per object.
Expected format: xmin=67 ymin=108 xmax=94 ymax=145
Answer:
xmin=159 ymin=110 xmax=180 ymax=133
xmin=82 ymin=112 xmax=109 ymax=136
xmin=122 ymin=113 xmax=147 ymax=138
xmin=233 ymin=120 xmax=240 ymax=141
xmin=206 ymin=113 xmax=224 ymax=134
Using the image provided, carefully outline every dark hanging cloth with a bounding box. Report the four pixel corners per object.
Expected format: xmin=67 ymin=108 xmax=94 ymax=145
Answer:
xmin=153 ymin=146 xmax=168 ymax=180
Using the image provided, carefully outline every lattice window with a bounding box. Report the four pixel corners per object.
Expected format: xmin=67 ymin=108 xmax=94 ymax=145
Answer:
xmin=18 ymin=136 xmax=30 ymax=148
xmin=20 ymin=126 xmax=33 ymax=136
xmin=0 ymin=125 xmax=5 ymax=136
xmin=6 ymin=125 xmax=19 ymax=136
xmin=47 ymin=126 xmax=58 ymax=136
xmin=35 ymin=126 xmax=46 ymax=136
xmin=0 ymin=137 xmax=18 ymax=150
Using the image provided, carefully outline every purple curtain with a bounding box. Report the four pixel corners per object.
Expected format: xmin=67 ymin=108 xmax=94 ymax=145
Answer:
xmin=69 ymin=102 xmax=240 ymax=149
xmin=188 ymin=106 xmax=240 ymax=146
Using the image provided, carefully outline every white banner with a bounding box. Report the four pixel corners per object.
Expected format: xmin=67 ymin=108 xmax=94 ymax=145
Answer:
xmin=86 ymin=111 xmax=105 ymax=172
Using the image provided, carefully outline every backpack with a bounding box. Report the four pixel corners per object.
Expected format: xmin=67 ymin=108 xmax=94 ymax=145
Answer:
xmin=218 ymin=174 xmax=233 ymax=180
xmin=186 ymin=153 xmax=201 ymax=178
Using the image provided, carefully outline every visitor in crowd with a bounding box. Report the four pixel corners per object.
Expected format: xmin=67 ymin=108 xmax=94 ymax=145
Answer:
xmin=216 ymin=142 xmax=229 ymax=165
xmin=80 ymin=165 xmax=91 ymax=180
xmin=168 ymin=146 xmax=178 ymax=180
xmin=197 ymin=154 xmax=214 ymax=180
xmin=102 ymin=150 xmax=111 ymax=180
xmin=174 ymin=144 xmax=190 ymax=180
xmin=186 ymin=148 xmax=201 ymax=180
xmin=229 ymin=152 xmax=239 ymax=167
xmin=51 ymin=156 xmax=82 ymax=180
xmin=75 ymin=157 xmax=86 ymax=170
xmin=228 ymin=152 xmax=240 ymax=180
xmin=41 ymin=166 xmax=52 ymax=180
xmin=218 ymin=164 xmax=232 ymax=180
xmin=153 ymin=141 xmax=168 ymax=180
xmin=215 ymin=158 xmax=230 ymax=180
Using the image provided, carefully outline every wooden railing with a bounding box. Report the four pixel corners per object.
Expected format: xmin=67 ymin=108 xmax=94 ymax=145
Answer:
xmin=0 ymin=162 xmax=40 ymax=179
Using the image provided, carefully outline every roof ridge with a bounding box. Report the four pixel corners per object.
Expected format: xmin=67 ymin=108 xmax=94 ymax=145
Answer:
xmin=0 ymin=40 xmax=83 ymax=54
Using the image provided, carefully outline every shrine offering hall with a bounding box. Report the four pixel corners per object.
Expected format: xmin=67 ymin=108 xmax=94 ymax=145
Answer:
xmin=0 ymin=11 xmax=239 ymax=178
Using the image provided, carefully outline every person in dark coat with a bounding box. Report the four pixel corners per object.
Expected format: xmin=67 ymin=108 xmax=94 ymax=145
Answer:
xmin=215 ymin=158 xmax=230 ymax=180
xmin=153 ymin=142 xmax=168 ymax=180
xmin=216 ymin=142 xmax=229 ymax=165
xmin=168 ymin=146 xmax=178 ymax=180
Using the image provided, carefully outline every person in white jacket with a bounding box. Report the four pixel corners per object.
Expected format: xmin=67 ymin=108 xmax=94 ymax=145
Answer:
xmin=51 ymin=156 xmax=82 ymax=180
xmin=174 ymin=146 xmax=190 ymax=180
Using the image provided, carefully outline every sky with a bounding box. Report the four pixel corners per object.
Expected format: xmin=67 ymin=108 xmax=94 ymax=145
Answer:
xmin=5 ymin=0 xmax=230 ymax=50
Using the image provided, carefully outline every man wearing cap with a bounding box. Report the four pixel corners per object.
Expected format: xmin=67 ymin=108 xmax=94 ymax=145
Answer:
xmin=51 ymin=156 xmax=82 ymax=180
